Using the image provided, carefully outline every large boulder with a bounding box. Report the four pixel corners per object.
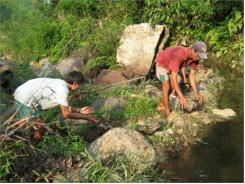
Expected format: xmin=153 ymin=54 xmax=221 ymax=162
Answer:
xmin=117 ymin=23 xmax=169 ymax=78
xmin=89 ymin=127 xmax=156 ymax=167
xmin=56 ymin=58 xmax=84 ymax=75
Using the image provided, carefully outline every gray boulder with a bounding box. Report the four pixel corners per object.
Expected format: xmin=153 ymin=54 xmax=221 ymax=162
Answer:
xmin=170 ymin=95 xmax=201 ymax=113
xmin=89 ymin=127 xmax=156 ymax=167
xmin=56 ymin=58 xmax=84 ymax=75
xmin=92 ymin=96 xmax=127 ymax=111
xmin=144 ymin=85 xmax=162 ymax=98
xmin=95 ymin=69 xmax=127 ymax=87
xmin=137 ymin=120 xmax=162 ymax=134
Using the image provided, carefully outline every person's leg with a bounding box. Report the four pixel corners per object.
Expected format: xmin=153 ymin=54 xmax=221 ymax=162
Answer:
xmin=156 ymin=65 xmax=171 ymax=117
xmin=161 ymin=79 xmax=171 ymax=117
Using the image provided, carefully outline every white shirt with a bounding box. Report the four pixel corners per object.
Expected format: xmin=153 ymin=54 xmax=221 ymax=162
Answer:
xmin=14 ymin=78 xmax=69 ymax=109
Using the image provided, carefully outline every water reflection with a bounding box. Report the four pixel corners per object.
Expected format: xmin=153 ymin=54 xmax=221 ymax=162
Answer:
xmin=164 ymin=66 xmax=244 ymax=182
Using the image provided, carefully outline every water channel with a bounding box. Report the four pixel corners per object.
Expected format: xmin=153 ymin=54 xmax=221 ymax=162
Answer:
xmin=165 ymin=65 xmax=244 ymax=182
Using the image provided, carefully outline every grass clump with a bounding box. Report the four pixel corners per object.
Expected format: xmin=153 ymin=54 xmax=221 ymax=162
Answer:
xmin=0 ymin=140 xmax=28 ymax=182
xmin=37 ymin=134 xmax=87 ymax=158
xmin=79 ymin=151 xmax=164 ymax=183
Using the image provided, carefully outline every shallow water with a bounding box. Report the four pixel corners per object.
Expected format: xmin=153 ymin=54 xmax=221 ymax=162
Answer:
xmin=165 ymin=66 xmax=244 ymax=182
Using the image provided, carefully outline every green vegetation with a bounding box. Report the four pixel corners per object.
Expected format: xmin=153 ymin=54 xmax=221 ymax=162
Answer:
xmin=0 ymin=65 xmax=163 ymax=182
xmin=143 ymin=0 xmax=243 ymax=69
xmin=0 ymin=0 xmax=243 ymax=71
xmin=0 ymin=0 xmax=243 ymax=182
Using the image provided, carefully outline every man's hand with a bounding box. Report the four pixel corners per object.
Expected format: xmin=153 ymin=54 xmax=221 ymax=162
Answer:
xmin=179 ymin=96 xmax=188 ymax=109
xmin=195 ymin=93 xmax=204 ymax=104
xmin=80 ymin=106 xmax=94 ymax=114
xmin=76 ymin=93 xmax=86 ymax=100
xmin=85 ymin=114 xmax=99 ymax=125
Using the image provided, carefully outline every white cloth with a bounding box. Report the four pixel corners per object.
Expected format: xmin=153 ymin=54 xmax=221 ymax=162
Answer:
xmin=14 ymin=78 xmax=69 ymax=109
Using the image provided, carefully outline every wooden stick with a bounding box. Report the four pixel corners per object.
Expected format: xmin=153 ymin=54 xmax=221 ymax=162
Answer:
xmin=6 ymin=117 xmax=29 ymax=130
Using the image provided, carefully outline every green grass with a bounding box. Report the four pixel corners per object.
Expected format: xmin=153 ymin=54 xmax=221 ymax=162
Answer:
xmin=37 ymin=134 xmax=87 ymax=158
xmin=79 ymin=150 xmax=164 ymax=183
xmin=1 ymin=79 xmax=165 ymax=182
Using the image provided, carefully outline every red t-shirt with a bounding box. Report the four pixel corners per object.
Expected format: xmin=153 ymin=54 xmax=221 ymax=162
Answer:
xmin=156 ymin=47 xmax=198 ymax=73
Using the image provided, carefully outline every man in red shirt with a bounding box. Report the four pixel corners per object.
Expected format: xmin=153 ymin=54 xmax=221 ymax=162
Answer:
xmin=156 ymin=41 xmax=208 ymax=117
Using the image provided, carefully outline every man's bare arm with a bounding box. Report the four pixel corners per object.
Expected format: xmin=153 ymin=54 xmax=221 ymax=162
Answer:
xmin=189 ymin=69 xmax=204 ymax=103
xmin=60 ymin=105 xmax=99 ymax=124
xmin=171 ymin=72 xmax=188 ymax=109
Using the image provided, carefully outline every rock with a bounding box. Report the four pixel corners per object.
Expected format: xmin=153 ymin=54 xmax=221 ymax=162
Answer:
xmin=56 ymin=58 xmax=84 ymax=75
xmin=37 ymin=63 xmax=61 ymax=78
xmin=0 ymin=54 xmax=13 ymax=61
xmin=89 ymin=128 xmax=156 ymax=167
xmin=53 ymin=174 xmax=72 ymax=183
xmin=137 ymin=120 xmax=162 ymax=134
xmin=95 ymin=69 xmax=127 ymax=87
xmin=39 ymin=57 xmax=50 ymax=66
xmin=167 ymin=112 xmax=186 ymax=127
xmin=190 ymin=112 xmax=212 ymax=124
xmin=199 ymin=89 xmax=213 ymax=101
xmin=154 ymin=131 xmax=167 ymax=137
xmin=198 ymin=81 xmax=207 ymax=91
xmin=137 ymin=119 xmax=146 ymax=126
xmin=195 ymin=68 xmax=207 ymax=83
xmin=184 ymin=100 xmax=201 ymax=113
xmin=177 ymin=128 xmax=183 ymax=134
xmin=211 ymin=108 xmax=236 ymax=119
xmin=212 ymin=76 xmax=224 ymax=83
xmin=170 ymin=95 xmax=201 ymax=113
xmin=117 ymin=23 xmax=169 ymax=77
xmin=204 ymin=68 xmax=215 ymax=79
xmin=144 ymin=85 xmax=162 ymax=98
xmin=29 ymin=61 xmax=41 ymax=69
xmin=92 ymin=97 xmax=127 ymax=111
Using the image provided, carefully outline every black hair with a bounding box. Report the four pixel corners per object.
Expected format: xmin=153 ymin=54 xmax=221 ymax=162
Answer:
xmin=65 ymin=71 xmax=84 ymax=85
xmin=0 ymin=70 xmax=13 ymax=88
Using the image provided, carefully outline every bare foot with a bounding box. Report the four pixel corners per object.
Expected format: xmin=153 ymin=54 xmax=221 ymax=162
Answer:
xmin=157 ymin=104 xmax=165 ymax=111
xmin=165 ymin=108 xmax=172 ymax=118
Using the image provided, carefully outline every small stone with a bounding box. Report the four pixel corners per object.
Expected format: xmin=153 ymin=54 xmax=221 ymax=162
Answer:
xmin=102 ymin=112 xmax=111 ymax=122
xmin=137 ymin=120 xmax=161 ymax=134
xmin=137 ymin=119 xmax=146 ymax=126
xmin=167 ymin=128 xmax=174 ymax=135
xmin=53 ymin=174 xmax=72 ymax=183
xmin=177 ymin=129 xmax=183 ymax=134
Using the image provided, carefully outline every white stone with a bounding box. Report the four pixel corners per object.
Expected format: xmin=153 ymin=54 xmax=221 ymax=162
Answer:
xmin=116 ymin=23 xmax=169 ymax=76
xmin=212 ymin=108 xmax=237 ymax=119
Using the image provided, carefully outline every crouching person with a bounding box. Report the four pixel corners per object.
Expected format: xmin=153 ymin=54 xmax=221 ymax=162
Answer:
xmin=13 ymin=71 xmax=99 ymax=140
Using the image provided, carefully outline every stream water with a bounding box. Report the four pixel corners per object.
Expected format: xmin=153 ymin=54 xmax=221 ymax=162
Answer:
xmin=165 ymin=65 xmax=244 ymax=182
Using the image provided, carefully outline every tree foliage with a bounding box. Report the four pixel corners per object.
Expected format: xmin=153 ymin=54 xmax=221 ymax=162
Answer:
xmin=0 ymin=0 xmax=243 ymax=69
